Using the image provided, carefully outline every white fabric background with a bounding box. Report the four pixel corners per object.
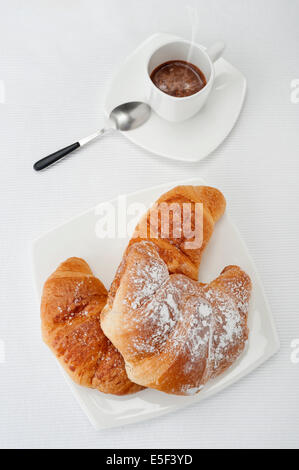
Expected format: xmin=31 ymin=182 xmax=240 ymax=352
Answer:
xmin=0 ymin=0 xmax=298 ymax=449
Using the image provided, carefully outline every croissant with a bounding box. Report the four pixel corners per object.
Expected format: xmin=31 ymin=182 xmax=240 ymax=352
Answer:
xmin=40 ymin=257 xmax=142 ymax=395
xmin=101 ymin=185 xmax=251 ymax=395
xmin=101 ymin=241 xmax=251 ymax=395
xmin=107 ymin=185 xmax=226 ymax=307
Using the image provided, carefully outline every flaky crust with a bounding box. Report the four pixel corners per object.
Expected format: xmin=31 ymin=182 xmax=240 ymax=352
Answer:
xmin=100 ymin=185 xmax=251 ymax=395
xmin=41 ymin=185 xmax=250 ymax=397
xmin=106 ymin=185 xmax=226 ymax=308
xmin=41 ymin=257 xmax=142 ymax=395
xmin=101 ymin=242 xmax=251 ymax=395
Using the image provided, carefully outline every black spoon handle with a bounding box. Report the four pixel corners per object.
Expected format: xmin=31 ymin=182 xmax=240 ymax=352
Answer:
xmin=33 ymin=142 xmax=80 ymax=171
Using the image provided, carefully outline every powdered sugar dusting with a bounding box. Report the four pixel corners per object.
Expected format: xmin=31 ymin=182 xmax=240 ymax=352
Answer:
xmin=111 ymin=241 xmax=251 ymax=395
xmin=123 ymin=243 xmax=169 ymax=311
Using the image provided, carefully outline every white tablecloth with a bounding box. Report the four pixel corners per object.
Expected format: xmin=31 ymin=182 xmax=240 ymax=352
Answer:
xmin=0 ymin=0 xmax=298 ymax=449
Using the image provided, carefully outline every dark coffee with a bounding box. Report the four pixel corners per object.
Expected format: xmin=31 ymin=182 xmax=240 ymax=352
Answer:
xmin=150 ymin=60 xmax=206 ymax=97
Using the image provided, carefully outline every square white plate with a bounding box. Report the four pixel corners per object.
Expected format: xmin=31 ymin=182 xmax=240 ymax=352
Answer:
xmin=32 ymin=178 xmax=279 ymax=429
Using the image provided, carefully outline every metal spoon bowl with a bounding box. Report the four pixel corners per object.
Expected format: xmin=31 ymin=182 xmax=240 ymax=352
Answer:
xmin=110 ymin=102 xmax=151 ymax=131
xmin=33 ymin=101 xmax=151 ymax=171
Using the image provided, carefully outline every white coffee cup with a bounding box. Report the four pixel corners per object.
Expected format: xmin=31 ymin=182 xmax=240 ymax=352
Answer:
xmin=146 ymin=40 xmax=225 ymax=122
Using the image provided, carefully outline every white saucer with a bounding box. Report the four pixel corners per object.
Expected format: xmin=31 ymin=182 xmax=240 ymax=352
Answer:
xmin=32 ymin=178 xmax=279 ymax=430
xmin=104 ymin=33 xmax=246 ymax=162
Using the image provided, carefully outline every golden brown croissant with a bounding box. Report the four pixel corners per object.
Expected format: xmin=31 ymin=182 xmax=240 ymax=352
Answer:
xmin=40 ymin=257 xmax=142 ymax=395
xmin=107 ymin=185 xmax=226 ymax=307
xmin=101 ymin=241 xmax=251 ymax=395
xmin=101 ymin=185 xmax=251 ymax=395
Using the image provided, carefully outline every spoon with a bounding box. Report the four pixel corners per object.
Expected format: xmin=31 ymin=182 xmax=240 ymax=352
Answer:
xmin=33 ymin=101 xmax=151 ymax=171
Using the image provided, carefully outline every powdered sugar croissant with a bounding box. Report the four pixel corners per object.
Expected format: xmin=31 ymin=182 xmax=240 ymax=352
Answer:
xmin=101 ymin=242 xmax=251 ymax=395
xmin=107 ymin=185 xmax=226 ymax=306
xmin=40 ymin=257 xmax=142 ymax=395
xmin=101 ymin=185 xmax=251 ymax=395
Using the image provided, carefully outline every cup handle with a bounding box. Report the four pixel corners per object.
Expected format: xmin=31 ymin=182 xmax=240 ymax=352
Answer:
xmin=206 ymin=41 xmax=225 ymax=63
